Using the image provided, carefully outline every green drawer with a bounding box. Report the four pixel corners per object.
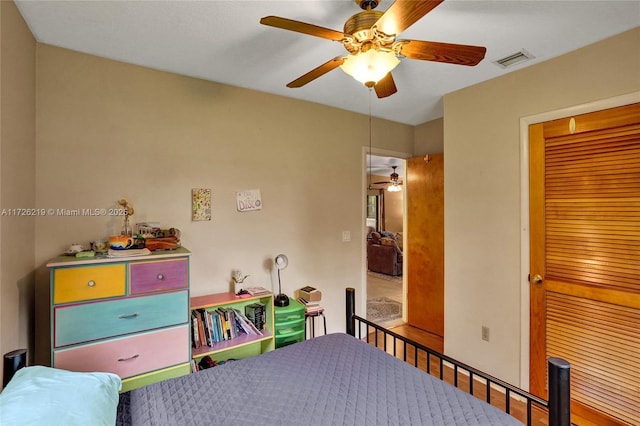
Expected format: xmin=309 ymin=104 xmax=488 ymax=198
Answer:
xmin=275 ymin=329 xmax=304 ymax=348
xmin=274 ymin=299 xmax=304 ymax=323
xmin=54 ymin=290 xmax=188 ymax=347
xmin=275 ymin=318 xmax=305 ymax=336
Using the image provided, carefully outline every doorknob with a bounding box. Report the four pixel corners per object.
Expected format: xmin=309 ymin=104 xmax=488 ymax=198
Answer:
xmin=530 ymin=274 xmax=543 ymax=285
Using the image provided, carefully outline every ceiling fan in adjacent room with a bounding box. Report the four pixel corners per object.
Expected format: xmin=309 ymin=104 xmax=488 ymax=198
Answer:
xmin=372 ymin=166 xmax=403 ymax=192
xmin=260 ymin=0 xmax=486 ymax=98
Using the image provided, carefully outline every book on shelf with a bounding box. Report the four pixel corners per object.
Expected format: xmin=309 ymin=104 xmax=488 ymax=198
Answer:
xmin=197 ymin=312 xmax=206 ymax=347
xmin=191 ymin=304 xmax=265 ymax=348
xmin=213 ymin=311 xmax=226 ymax=342
xmin=245 ymin=302 xmax=266 ymax=331
xmin=217 ymin=307 xmax=238 ymax=340
xmin=211 ymin=312 xmax=220 ymax=343
xmin=196 ymin=309 xmax=211 ymax=346
xmin=191 ymin=311 xmax=201 ymax=348
xmin=226 ymin=308 xmax=238 ymax=339
xmin=244 ymin=286 xmax=271 ymax=296
xmin=232 ymin=308 xmax=263 ymax=336
xmin=207 ymin=310 xmax=217 ymax=345
xmin=216 ymin=308 xmax=229 ymax=340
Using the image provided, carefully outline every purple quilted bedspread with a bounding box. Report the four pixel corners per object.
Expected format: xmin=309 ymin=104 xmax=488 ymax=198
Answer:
xmin=117 ymin=333 xmax=521 ymax=425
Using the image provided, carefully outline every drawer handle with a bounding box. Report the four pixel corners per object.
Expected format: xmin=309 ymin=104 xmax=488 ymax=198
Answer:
xmin=117 ymin=354 xmax=140 ymax=362
xmin=87 ymin=280 xmax=96 ymax=287
xmin=118 ymin=312 xmax=139 ymax=319
xmin=156 ymin=273 xmax=165 ymax=280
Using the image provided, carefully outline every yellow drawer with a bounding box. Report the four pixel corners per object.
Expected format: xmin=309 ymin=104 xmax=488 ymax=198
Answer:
xmin=53 ymin=264 xmax=126 ymax=304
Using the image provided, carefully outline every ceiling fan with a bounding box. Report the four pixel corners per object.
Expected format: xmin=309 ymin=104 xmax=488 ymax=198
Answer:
xmin=260 ymin=0 xmax=486 ymax=98
xmin=372 ymin=166 xmax=403 ymax=191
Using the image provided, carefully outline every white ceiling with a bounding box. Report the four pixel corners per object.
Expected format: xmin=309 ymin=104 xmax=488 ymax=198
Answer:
xmin=368 ymin=154 xmax=404 ymax=177
xmin=15 ymin=1 xmax=639 ymax=125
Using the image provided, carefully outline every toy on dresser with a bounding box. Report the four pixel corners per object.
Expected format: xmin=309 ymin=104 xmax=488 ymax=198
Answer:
xmin=136 ymin=223 xmax=181 ymax=251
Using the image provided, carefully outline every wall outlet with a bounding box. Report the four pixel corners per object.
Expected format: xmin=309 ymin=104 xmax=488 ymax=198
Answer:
xmin=342 ymin=230 xmax=351 ymax=242
xmin=482 ymin=326 xmax=490 ymax=342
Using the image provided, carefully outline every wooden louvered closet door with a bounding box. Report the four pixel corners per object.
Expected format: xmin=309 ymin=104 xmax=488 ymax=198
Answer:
xmin=529 ymin=103 xmax=640 ymax=426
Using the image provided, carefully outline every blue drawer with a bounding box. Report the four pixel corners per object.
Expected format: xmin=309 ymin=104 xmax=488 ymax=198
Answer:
xmin=54 ymin=290 xmax=188 ymax=347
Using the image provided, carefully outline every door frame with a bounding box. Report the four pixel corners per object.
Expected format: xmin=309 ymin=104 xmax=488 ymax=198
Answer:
xmin=517 ymin=91 xmax=640 ymax=389
xmin=361 ymin=146 xmax=410 ymax=321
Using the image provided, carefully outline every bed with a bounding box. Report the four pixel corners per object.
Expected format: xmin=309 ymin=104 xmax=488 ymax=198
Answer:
xmin=115 ymin=288 xmax=569 ymax=425
xmin=0 ymin=288 xmax=570 ymax=425
xmin=117 ymin=332 xmax=523 ymax=425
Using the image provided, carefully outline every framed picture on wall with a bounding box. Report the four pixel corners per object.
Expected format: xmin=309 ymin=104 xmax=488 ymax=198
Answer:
xmin=192 ymin=188 xmax=212 ymax=221
xmin=367 ymin=195 xmax=378 ymax=230
xmin=367 ymin=195 xmax=378 ymax=219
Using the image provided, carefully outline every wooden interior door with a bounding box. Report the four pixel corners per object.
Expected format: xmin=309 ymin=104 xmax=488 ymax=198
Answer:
xmin=529 ymin=103 xmax=640 ymax=425
xmin=406 ymin=154 xmax=444 ymax=337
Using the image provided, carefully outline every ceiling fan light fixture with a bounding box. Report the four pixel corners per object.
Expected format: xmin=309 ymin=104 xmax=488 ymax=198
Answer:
xmin=387 ymin=183 xmax=402 ymax=192
xmin=340 ymin=48 xmax=400 ymax=87
xmin=262 ymin=1 xmax=486 ymax=97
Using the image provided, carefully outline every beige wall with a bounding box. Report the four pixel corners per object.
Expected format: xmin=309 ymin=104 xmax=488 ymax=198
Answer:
xmin=384 ymin=190 xmax=403 ymax=235
xmin=367 ymin=175 xmax=403 ymax=234
xmin=0 ymin=0 xmax=36 ymax=372
xmin=443 ymin=27 xmax=640 ymax=385
xmin=414 ymin=118 xmax=443 ymax=155
xmin=33 ymin=44 xmax=414 ymax=362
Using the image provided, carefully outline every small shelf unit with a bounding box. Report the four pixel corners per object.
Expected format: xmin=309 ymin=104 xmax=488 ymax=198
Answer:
xmin=274 ymin=298 xmax=305 ymax=348
xmin=190 ymin=292 xmax=274 ymax=364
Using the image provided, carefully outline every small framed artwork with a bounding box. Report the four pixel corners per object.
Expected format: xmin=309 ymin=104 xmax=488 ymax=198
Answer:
xmin=236 ymin=189 xmax=262 ymax=212
xmin=192 ymin=188 xmax=211 ymax=221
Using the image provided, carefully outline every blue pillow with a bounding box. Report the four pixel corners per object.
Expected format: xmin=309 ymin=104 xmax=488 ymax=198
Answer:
xmin=0 ymin=366 xmax=121 ymax=425
xmin=380 ymin=231 xmax=396 ymax=240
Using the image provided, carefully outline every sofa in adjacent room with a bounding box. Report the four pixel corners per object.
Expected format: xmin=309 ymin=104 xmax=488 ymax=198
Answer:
xmin=367 ymin=231 xmax=403 ymax=276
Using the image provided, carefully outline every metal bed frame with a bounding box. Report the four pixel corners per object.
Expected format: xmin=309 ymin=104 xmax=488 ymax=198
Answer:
xmin=345 ymin=288 xmax=571 ymax=426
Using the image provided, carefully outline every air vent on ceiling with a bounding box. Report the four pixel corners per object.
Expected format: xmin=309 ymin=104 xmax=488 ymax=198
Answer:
xmin=493 ymin=49 xmax=535 ymax=69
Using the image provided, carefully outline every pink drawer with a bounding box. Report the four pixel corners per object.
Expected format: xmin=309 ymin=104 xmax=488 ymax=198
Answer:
xmin=130 ymin=258 xmax=188 ymax=294
xmin=53 ymin=325 xmax=189 ymax=379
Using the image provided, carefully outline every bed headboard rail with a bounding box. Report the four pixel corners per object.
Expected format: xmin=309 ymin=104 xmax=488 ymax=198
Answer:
xmin=345 ymin=287 xmax=570 ymax=426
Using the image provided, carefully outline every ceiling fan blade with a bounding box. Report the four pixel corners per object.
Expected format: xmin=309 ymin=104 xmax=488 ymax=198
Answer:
xmin=373 ymin=181 xmax=391 ymax=184
xmin=260 ymin=16 xmax=348 ymax=41
xmin=374 ymin=0 xmax=443 ymax=36
xmin=399 ymin=40 xmax=486 ymax=66
xmin=374 ymin=72 xmax=398 ymax=98
xmin=287 ymin=57 xmax=345 ymax=88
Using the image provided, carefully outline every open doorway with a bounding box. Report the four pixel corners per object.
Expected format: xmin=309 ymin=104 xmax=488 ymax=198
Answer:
xmin=365 ymin=154 xmax=405 ymax=328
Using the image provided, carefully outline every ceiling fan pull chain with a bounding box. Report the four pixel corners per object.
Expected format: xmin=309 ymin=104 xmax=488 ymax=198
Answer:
xmin=368 ymin=87 xmax=373 ymax=189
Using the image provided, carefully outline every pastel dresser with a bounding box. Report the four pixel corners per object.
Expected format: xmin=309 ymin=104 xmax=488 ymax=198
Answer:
xmin=47 ymin=247 xmax=191 ymax=392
